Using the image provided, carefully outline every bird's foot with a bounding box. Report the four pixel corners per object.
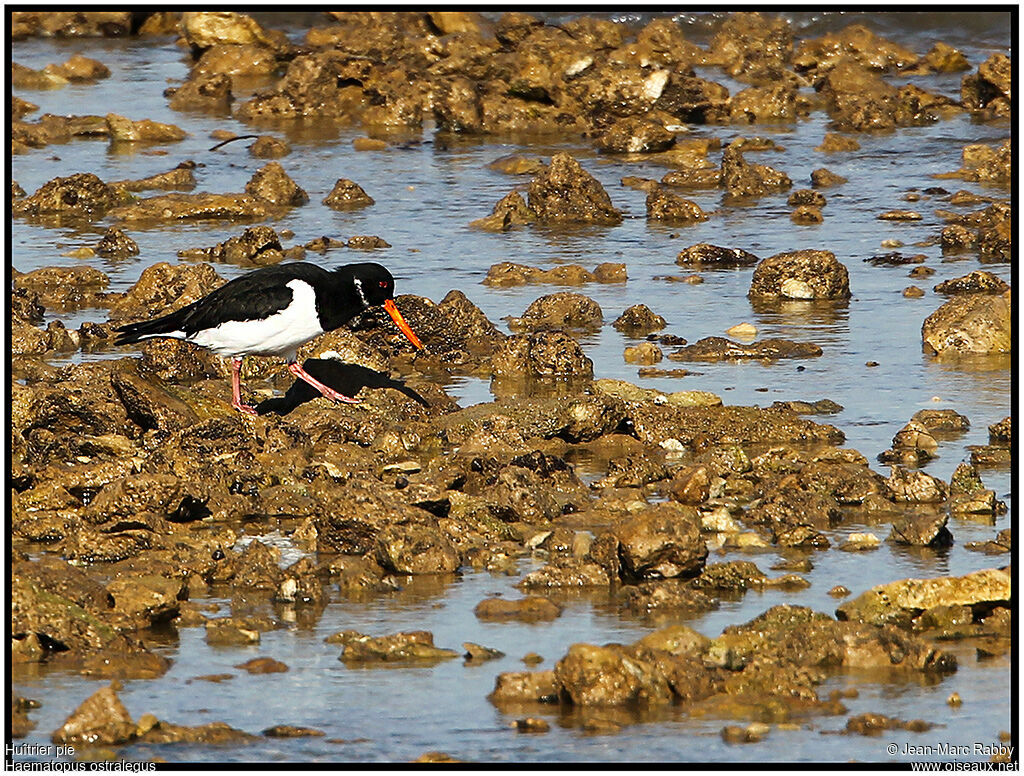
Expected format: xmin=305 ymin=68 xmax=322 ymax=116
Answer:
xmin=319 ymin=386 xmax=361 ymax=404
xmin=232 ymin=400 xmax=259 ymax=415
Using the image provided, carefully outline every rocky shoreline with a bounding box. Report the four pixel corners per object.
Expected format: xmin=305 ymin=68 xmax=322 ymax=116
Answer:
xmin=10 ymin=10 xmax=1012 ymax=763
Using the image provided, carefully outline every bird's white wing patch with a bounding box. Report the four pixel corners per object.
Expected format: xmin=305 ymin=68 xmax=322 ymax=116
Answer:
xmin=189 ymin=279 xmax=324 ymax=359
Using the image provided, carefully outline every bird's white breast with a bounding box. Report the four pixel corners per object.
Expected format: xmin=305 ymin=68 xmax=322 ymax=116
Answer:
xmin=189 ymin=279 xmax=324 ymax=359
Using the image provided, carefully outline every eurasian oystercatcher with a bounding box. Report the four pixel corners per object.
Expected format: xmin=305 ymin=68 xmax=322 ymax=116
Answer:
xmin=256 ymin=358 xmax=428 ymax=416
xmin=113 ymin=262 xmax=423 ymax=414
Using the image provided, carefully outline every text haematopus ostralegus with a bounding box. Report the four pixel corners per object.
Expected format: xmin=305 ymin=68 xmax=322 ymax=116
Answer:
xmin=113 ymin=262 xmax=423 ymax=414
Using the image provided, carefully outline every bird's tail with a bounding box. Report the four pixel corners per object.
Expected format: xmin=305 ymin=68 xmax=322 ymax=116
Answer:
xmin=112 ymin=307 xmax=189 ymax=346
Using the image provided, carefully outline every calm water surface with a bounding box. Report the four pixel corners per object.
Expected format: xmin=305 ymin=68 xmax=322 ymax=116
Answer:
xmin=10 ymin=11 xmax=1013 ymax=764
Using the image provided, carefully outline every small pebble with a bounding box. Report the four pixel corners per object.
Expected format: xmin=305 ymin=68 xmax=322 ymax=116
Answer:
xmin=352 ymin=137 xmax=387 ymax=151
xmin=902 ymin=286 xmax=924 ymax=298
xmin=947 ymin=692 xmax=962 ymax=707
xmin=61 ymin=247 xmax=96 ymax=258
xmin=522 ymin=653 xmax=543 ymax=666
xmin=770 ymin=558 xmax=813 ymax=573
xmin=726 ymin=322 xmax=757 ymax=339
xmin=582 ymin=718 xmax=621 ymax=735
xmin=878 ymin=210 xmax=922 ymax=220
xmin=865 ymin=361 xmax=879 ymax=367
xmin=828 ymin=585 xmax=851 ymax=598
xmin=513 ymin=718 xmax=550 ymax=733
xmin=881 ymin=239 xmax=904 ymax=248
xmin=682 ymin=274 xmax=704 ymax=285
xmin=909 ymin=265 xmax=935 ymax=278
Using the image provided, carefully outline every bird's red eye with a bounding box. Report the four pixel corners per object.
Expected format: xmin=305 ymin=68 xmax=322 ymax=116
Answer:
xmin=379 ymin=281 xmax=387 ymax=288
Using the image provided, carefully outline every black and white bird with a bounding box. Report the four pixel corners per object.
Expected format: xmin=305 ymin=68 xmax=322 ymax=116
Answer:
xmin=113 ymin=262 xmax=423 ymax=414
xmin=255 ymin=359 xmax=428 ymax=416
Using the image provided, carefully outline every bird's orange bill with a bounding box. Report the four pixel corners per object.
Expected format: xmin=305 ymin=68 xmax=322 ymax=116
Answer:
xmin=384 ymin=299 xmax=424 ymax=350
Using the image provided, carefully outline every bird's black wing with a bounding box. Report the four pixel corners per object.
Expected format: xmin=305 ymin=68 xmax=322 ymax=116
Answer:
xmin=114 ymin=263 xmax=329 ymax=343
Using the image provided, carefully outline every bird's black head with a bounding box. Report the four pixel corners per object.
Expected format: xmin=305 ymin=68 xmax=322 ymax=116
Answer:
xmin=339 ymin=262 xmax=395 ymax=310
xmin=335 ymin=262 xmax=423 ymax=349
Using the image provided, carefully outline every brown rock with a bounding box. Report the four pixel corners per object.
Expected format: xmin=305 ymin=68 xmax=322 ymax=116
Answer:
xmin=837 ymin=568 xmax=1011 ymax=627
xmin=922 ymin=43 xmax=970 ymax=73
xmin=96 ymin=227 xmax=139 ymax=258
xmin=668 ymin=336 xmax=822 ymax=362
xmin=518 ymin=558 xmax=610 ymax=589
xmin=597 ymin=116 xmax=675 ymax=154
xmin=488 ymin=670 xmax=559 ymax=704
xmin=922 ymin=291 xmax=1011 ymax=355
xmin=509 ymin=292 xmax=603 ymax=332
xmin=788 ymin=189 xmax=826 ymax=207
xmin=721 ymin=145 xmax=791 ymax=198
xmin=886 ymin=466 xmax=947 ymax=503
xmin=749 ymin=249 xmax=851 ymax=300
xmin=106 ymin=261 xmax=223 ymax=322
xmin=250 ymin=136 xmax=291 ymax=158
xmin=706 ymin=11 xmax=793 ymax=83
xmin=13 ymin=173 xmax=125 ymax=219
xmin=474 ymin=596 xmax=562 ymax=622
xmin=235 ymin=657 xmax=289 ymax=674
xmin=107 ymin=192 xmax=274 ymax=223
xmin=961 ymin=54 xmax=1011 ymax=118
xmin=167 ymin=72 xmax=233 ymax=112
xmin=527 ymin=153 xmax=622 ymax=225
xmin=374 ymin=524 xmax=459 ymax=574
xmin=245 ymin=162 xmax=308 ymax=206
xmin=624 ymin=343 xmax=663 ymax=365
xmin=791 ymin=205 xmax=823 ymax=224
xmin=106 ymin=575 xmax=185 ymax=626
xmin=555 ymin=643 xmax=673 ymax=706
xmin=810 ymin=168 xmax=847 ymax=188
xmin=47 ymin=54 xmax=110 ymax=82
xmin=611 ymin=503 xmax=707 ymax=580
xmin=934 ymin=270 xmax=1009 ymax=296
xmin=195 ymin=44 xmax=278 ymax=78
xmin=646 ymin=187 xmax=707 ymax=223
xmin=181 ymin=11 xmax=280 ymax=49
xmin=347 ymin=235 xmax=390 ymax=250
xmin=352 ymin=137 xmax=388 ymax=152
xmin=653 ymin=72 xmax=731 ymax=123
xmin=52 ymin=684 xmax=135 ymax=746
xmin=878 ymin=209 xmax=921 ymax=221
xmin=676 ymin=243 xmax=759 ymax=267
xmin=340 ymin=630 xmax=459 ymax=663
xmin=470 ymin=191 xmax=535 ymax=231
xmin=323 ymin=178 xmax=374 ymax=210
xmin=262 ymin=725 xmax=324 ymax=738
xmin=668 ymin=465 xmax=711 ymax=505
xmin=614 ymin=304 xmax=666 ymax=334
xmin=889 ymin=513 xmax=953 ymax=548
xmin=816 ymin=133 xmax=860 ymax=152
xmin=106 ymin=113 xmax=186 ymax=143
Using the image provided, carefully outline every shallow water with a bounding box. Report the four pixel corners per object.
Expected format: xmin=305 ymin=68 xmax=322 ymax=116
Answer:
xmin=10 ymin=11 xmax=1013 ymax=765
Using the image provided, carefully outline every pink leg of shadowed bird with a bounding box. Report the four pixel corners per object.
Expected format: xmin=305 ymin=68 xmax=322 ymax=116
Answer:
xmin=231 ymin=357 xmax=258 ymax=415
xmin=288 ymin=361 xmax=361 ymax=404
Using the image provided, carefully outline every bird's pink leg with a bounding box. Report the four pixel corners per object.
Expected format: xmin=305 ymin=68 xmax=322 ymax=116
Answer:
xmin=288 ymin=361 xmax=360 ymax=404
xmin=231 ymin=357 xmax=258 ymax=415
